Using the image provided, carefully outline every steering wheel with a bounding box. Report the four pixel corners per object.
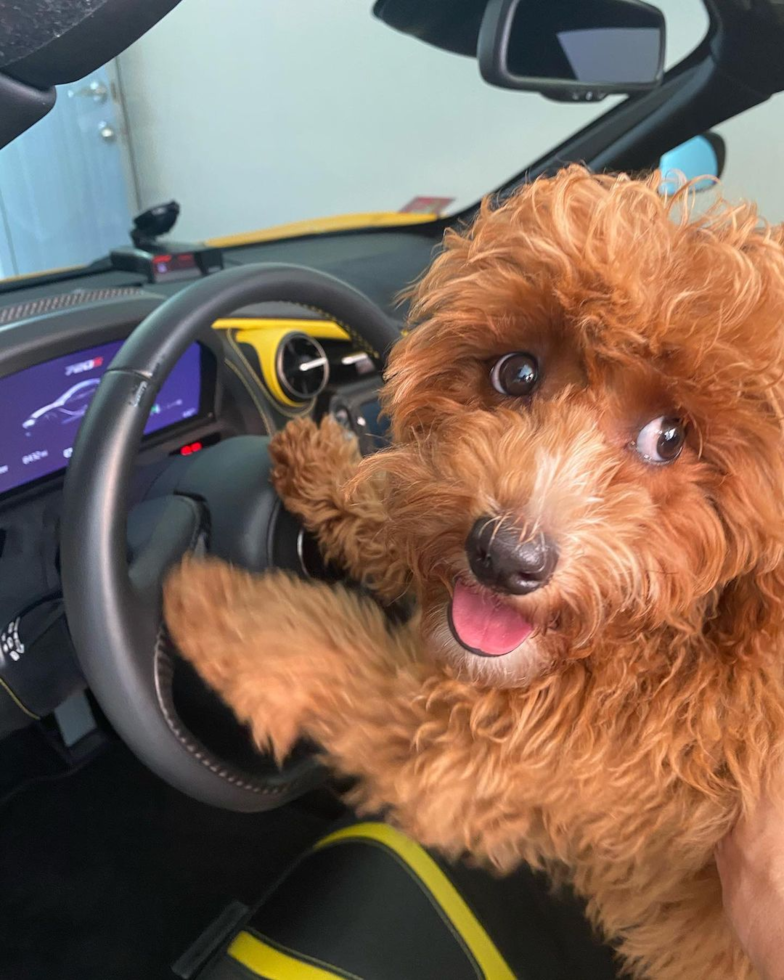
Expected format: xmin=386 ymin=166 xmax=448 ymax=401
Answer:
xmin=60 ymin=264 xmax=400 ymax=812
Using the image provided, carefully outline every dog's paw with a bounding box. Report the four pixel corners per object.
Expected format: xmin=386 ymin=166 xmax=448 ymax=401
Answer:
xmin=269 ymin=415 xmax=360 ymax=514
xmin=268 ymin=416 xmax=318 ymax=500
xmin=163 ymin=556 xmax=250 ymax=683
xmin=163 ymin=558 xmax=322 ymax=758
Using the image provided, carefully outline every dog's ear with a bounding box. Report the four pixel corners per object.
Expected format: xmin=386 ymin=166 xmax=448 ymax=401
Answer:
xmin=707 ymin=383 xmax=784 ymax=661
xmin=383 ymin=234 xmax=474 ymax=442
xmin=708 ymin=557 xmax=784 ymax=661
xmin=383 ymin=201 xmax=510 ymax=441
xmin=688 ymin=216 xmax=784 ymax=659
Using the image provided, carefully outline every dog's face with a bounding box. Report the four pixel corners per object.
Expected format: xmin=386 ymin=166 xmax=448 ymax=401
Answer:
xmin=368 ymin=167 xmax=784 ymax=688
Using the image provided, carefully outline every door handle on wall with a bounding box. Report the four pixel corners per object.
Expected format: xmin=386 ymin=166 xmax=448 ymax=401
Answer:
xmin=68 ymin=81 xmax=108 ymax=104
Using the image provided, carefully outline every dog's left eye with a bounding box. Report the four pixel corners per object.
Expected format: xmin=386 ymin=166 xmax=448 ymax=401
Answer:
xmin=634 ymin=416 xmax=686 ymax=464
xmin=490 ymin=352 xmax=540 ymax=397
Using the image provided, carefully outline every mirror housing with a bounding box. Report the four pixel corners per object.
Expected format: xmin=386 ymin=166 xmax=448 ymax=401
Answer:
xmin=478 ymin=0 xmax=665 ymax=99
xmin=658 ymin=133 xmax=726 ymax=194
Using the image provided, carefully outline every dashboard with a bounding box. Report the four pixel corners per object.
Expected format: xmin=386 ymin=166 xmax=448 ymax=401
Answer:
xmin=0 ymin=220 xmax=439 ymax=743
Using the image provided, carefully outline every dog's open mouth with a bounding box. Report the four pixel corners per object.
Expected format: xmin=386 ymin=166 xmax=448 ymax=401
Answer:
xmin=447 ymin=579 xmax=533 ymax=657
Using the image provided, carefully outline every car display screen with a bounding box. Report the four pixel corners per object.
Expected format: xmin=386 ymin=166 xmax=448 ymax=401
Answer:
xmin=0 ymin=339 xmax=202 ymax=496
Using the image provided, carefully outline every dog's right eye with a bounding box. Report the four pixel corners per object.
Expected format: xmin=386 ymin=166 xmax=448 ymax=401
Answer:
xmin=490 ymin=352 xmax=540 ymax=398
xmin=634 ymin=416 xmax=686 ymax=464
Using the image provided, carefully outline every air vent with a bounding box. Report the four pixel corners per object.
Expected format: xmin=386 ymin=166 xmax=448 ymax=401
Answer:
xmin=277 ymin=333 xmax=329 ymax=401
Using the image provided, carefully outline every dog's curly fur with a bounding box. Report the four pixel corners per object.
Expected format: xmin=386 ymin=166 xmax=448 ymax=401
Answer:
xmin=164 ymin=166 xmax=784 ymax=979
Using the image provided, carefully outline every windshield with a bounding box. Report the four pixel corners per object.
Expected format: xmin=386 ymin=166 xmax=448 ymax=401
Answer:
xmin=0 ymin=0 xmax=708 ymax=281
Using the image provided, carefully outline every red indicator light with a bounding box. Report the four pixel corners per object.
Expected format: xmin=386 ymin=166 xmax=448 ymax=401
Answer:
xmin=153 ymin=254 xmax=173 ymax=263
xmin=179 ymin=441 xmax=203 ymax=456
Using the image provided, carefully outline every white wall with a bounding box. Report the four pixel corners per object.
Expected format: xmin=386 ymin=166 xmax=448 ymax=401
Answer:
xmin=712 ymin=94 xmax=784 ymax=223
xmin=117 ymin=0 xmax=708 ymax=243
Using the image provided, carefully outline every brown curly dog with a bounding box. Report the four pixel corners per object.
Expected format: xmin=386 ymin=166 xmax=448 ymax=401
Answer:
xmin=164 ymin=166 xmax=784 ymax=979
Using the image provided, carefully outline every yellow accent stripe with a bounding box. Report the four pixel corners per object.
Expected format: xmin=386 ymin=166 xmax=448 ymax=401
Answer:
xmin=0 ymin=262 xmax=85 ymax=285
xmin=206 ymin=211 xmax=436 ymax=249
xmin=213 ymin=317 xmax=350 ymax=342
xmin=238 ymin=326 xmax=299 ymax=408
xmin=0 ymin=676 xmax=40 ymax=720
xmin=228 ymin=931 xmax=347 ymax=979
xmin=314 ymin=823 xmax=515 ymax=980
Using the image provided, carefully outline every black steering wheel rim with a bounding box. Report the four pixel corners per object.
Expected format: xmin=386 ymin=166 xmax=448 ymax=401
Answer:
xmin=60 ymin=263 xmax=400 ymax=812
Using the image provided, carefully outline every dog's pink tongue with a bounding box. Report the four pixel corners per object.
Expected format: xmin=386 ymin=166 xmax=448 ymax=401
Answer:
xmin=450 ymin=580 xmax=533 ymax=656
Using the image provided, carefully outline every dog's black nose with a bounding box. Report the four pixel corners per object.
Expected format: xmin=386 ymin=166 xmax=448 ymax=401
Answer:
xmin=466 ymin=517 xmax=558 ymax=595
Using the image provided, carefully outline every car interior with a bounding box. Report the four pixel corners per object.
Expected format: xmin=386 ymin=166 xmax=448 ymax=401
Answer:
xmin=2 ymin=0 xmax=784 ymax=977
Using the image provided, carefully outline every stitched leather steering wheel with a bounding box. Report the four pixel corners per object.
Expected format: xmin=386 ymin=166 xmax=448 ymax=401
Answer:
xmin=60 ymin=264 xmax=400 ymax=812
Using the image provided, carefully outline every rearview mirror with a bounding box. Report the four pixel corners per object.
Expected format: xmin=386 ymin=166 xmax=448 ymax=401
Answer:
xmin=477 ymin=0 xmax=666 ymax=99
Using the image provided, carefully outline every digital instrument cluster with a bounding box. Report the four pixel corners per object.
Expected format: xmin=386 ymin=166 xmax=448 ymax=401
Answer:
xmin=0 ymin=339 xmax=203 ymax=496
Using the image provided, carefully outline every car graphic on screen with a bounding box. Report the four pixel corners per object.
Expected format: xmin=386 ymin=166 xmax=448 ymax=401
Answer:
xmin=21 ymin=378 xmax=100 ymax=434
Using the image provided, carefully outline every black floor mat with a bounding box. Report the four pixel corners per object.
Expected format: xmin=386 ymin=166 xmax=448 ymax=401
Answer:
xmin=0 ymin=737 xmax=327 ymax=980
xmin=0 ymin=728 xmax=620 ymax=980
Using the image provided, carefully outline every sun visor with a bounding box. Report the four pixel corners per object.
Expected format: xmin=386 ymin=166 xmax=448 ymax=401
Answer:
xmin=0 ymin=0 xmax=183 ymax=148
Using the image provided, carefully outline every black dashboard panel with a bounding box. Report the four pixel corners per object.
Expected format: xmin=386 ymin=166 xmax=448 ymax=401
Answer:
xmin=0 ymin=293 xmax=160 ymax=369
xmin=0 ymin=225 xmax=442 ymax=318
xmin=221 ymin=228 xmax=440 ymax=316
xmin=0 ymin=268 xmax=152 ymax=306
